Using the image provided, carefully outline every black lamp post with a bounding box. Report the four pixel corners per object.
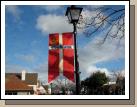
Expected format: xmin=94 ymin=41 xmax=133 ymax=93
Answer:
xmin=50 ymin=83 xmax=53 ymax=95
xmin=65 ymin=5 xmax=83 ymax=95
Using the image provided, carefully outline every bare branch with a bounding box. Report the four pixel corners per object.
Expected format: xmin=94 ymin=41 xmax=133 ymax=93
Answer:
xmin=78 ymin=7 xmax=125 ymax=44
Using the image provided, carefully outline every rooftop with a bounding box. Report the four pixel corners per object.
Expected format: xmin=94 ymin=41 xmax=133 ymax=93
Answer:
xmin=5 ymin=75 xmax=33 ymax=91
xmin=6 ymin=73 xmax=38 ymax=85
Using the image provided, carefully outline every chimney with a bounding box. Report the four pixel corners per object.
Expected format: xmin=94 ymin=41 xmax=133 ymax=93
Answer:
xmin=37 ymin=80 xmax=40 ymax=88
xmin=21 ymin=70 xmax=26 ymax=81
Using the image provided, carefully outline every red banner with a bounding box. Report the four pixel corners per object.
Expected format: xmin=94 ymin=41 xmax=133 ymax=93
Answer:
xmin=48 ymin=32 xmax=75 ymax=83
xmin=62 ymin=33 xmax=75 ymax=82
xmin=48 ymin=33 xmax=59 ymax=83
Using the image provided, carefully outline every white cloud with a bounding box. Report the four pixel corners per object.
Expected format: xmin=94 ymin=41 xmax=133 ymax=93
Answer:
xmin=33 ymin=61 xmax=48 ymax=83
xmin=121 ymin=69 xmax=125 ymax=77
xmin=6 ymin=5 xmax=21 ymax=21
xmin=87 ymin=65 xmax=110 ymax=76
xmin=79 ymin=36 xmax=124 ymax=64
xmin=115 ymin=69 xmax=125 ymax=77
xmin=40 ymin=5 xmax=62 ymax=12
xmin=86 ymin=5 xmax=104 ymax=10
xmin=16 ymin=54 xmax=36 ymax=63
xmin=36 ymin=14 xmax=73 ymax=34
xmin=78 ymin=32 xmax=125 ymax=79
xmin=80 ymin=64 xmax=111 ymax=80
xmin=5 ymin=64 xmax=24 ymax=73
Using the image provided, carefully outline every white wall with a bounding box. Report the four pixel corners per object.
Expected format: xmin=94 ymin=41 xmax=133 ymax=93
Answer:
xmin=17 ymin=92 xmax=30 ymax=95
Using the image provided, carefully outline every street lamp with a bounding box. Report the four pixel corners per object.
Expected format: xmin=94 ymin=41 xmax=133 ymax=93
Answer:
xmin=65 ymin=5 xmax=83 ymax=95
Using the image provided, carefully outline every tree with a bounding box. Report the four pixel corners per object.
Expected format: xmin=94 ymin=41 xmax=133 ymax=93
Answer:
xmin=77 ymin=6 xmax=125 ymax=44
xmin=89 ymin=71 xmax=108 ymax=88
xmin=116 ymin=73 xmax=125 ymax=94
xmin=108 ymin=71 xmax=125 ymax=94
xmin=81 ymin=71 xmax=109 ymax=94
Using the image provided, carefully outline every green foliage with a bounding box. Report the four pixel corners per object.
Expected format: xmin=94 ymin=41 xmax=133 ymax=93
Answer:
xmin=82 ymin=71 xmax=109 ymax=88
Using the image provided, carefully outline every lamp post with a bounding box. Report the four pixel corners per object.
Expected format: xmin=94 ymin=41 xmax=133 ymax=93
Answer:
xmin=50 ymin=83 xmax=53 ymax=95
xmin=65 ymin=5 xmax=83 ymax=95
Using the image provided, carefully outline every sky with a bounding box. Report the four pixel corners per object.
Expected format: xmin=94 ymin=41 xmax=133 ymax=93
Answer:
xmin=5 ymin=5 xmax=125 ymax=83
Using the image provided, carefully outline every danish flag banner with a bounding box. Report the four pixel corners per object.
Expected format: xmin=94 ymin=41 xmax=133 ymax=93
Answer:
xmin=48 ymin=33 xmax=60 ymax=83
xmin=48 ymin=32 xmax=74 ymax=83
xmin=62 ymin=33 xmax=74 ymax=82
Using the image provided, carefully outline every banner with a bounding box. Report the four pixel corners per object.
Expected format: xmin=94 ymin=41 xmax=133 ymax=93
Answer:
xmin=48 ymin=33 xmax=60 ymax=83
xmin=62 ymin=33 xmax=75 ymax=82
xmin=48 ymin=32 xmax=74 ymax=83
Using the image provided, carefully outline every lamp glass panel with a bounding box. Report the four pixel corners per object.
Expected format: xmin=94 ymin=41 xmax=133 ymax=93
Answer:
xmin=70 ymin=9 xmax=81 ymax=21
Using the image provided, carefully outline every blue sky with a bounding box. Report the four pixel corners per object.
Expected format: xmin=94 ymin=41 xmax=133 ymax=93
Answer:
xmin=5 ymin=5 xmax=125 ymax=83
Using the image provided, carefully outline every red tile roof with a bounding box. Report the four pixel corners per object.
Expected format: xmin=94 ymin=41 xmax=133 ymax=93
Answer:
xmin=5 ymin=75 xmax=33 ymax=91
xmin=6 ymin=73 xmax=38 ymax=85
